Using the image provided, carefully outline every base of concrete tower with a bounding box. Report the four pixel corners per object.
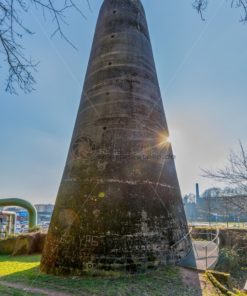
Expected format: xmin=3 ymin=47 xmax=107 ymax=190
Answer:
xmin=40 ymin=262 xmax=164 ymax=276
xmin=40 ymin=243 xmax=192 ymax=275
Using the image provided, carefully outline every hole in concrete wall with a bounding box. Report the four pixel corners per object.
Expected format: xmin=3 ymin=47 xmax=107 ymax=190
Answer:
xmin=106 ymin=92 xmax=110 ymax=96
xmin=111 ymin=35 xmax=115 ymax=39
xmin=108 ymin=62 xmax=112 ymax=66
xmin=103 ymin=127 xmax=107 ymax=130
xmin=113 ymin=10 xmax=117 ymax=14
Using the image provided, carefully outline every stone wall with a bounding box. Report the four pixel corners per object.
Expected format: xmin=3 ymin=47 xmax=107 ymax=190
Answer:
xmin=0 ymin=232 xmax=46 ymax=255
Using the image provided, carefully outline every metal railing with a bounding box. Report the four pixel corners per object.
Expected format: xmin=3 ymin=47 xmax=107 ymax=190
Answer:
xmin=204 ymin=228 xmax=220 ymax=269
xmin=192 ymin=228 xmax=220 ymax=270
xmin=171 ymin=227 xmax=193 ymax=249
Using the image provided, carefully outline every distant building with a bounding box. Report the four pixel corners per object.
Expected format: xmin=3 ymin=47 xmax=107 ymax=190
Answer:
xmin=184 ymin=184 xmax=247 ymax=222
xmin=34 ymin=204 xmax=54 ymax=224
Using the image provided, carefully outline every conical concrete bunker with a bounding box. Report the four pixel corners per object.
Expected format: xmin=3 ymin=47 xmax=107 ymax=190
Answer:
xmin=41 ymin=0 xmax=191 ymax=274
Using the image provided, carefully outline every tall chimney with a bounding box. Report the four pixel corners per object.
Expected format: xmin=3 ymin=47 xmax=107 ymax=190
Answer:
xmin=41 ymin=0 xmax=191 ymax=274
xmin=195 ymin=183 xmax=200 ymax=204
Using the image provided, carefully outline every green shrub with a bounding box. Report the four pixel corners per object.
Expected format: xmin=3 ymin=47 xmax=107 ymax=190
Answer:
xmin=28 ymin=226 xmax=40 ymax=233
xmin=217 ymin=248 xmax=240 ymax=272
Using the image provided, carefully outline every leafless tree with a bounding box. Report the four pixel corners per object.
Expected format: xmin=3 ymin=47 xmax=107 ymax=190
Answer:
xmin=202 ymin=141 xmax=247 ymax=193
xmin=0 ymin=0 xmax=88 ymax=94
xmin=1 ymin=1 xmax=246 ymax=94
xmin=193 ymin=0 xmax=247 ymax=22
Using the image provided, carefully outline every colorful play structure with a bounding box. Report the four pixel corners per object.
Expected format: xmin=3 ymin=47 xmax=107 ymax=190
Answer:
xmin=0 ymin=198 xmax=37 ymax=237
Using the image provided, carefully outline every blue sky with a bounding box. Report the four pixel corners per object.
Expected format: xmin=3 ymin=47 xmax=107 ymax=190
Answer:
xmin=0 ymin=0 xmax=246 ymax=204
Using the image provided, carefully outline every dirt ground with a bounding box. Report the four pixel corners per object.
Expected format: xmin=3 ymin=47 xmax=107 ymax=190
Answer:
xmin=180 ymin=267 xmax=223 ymax=296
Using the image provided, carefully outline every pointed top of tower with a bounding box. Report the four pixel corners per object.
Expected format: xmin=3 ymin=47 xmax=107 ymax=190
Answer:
xmin=102 ymin=0 xmax=145 ymax=14
xmin=104 ymin=0 xmax=143 ymax=4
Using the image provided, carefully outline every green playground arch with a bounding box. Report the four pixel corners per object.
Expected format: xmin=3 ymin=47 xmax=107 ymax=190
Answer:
xmin=0 ymin=198 xmax=37 ymax=228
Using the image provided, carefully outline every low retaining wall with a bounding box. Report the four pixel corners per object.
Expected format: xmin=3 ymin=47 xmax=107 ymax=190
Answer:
xmin=0 ymin=232 xmax=46 ymax=255
xmin=206 ymin=271 xmax=245 ymax=296
xmin=192 ymin=227 xmax=247 ymax=249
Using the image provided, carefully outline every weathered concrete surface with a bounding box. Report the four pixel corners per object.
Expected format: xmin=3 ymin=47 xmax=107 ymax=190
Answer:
xmin=0 ymin=237 xmax=16 ymax=255
xmin=41 ymin=0 xmax=190 ymax=274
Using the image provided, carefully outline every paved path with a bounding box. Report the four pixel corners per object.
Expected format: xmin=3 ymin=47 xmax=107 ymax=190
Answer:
xmin=180 ymin=267 xmax=220 ymax=295
xmin=179 ymin=240 xmax=219 ymax=271
xmin=0 ymin=281 xmax=73 ymax=296
xmin=244 ymin=280 xmax=247 ymax=291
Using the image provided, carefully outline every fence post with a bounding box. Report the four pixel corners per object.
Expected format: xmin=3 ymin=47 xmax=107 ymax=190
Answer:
xmin=205 ymin=246 xmax=208 ymax=270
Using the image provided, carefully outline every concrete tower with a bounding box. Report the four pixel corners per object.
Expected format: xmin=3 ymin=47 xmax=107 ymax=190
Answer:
xmin=41 ymin=0 xmax=191 ymax=274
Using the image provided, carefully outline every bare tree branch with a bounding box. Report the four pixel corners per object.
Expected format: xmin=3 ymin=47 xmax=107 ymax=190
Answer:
xmin=0 ymin=0 xmax=86 ymax=94
xmin=202 ymin=141 xmax=247 ymax=193
xmin=1 ymin=1 xmax=246 ymax=94
xmin=193 ymin=0 xmax=207 ymax=21
xmin=193 ymin=0 xmax=247 ymax=23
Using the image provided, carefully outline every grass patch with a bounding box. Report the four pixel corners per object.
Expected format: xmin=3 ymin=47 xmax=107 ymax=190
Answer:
xmin=0 ymin=255 xmax=40 ymax=277
xmin=0 ymin=284 xmax=25 ymax=296
xmin=231 ymin=269 xmax=247 ymax=291
xmin=0 ymin=255 xmax=206 ymax=295
xmin=216 ymin=248 xmax=247 ymax=289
